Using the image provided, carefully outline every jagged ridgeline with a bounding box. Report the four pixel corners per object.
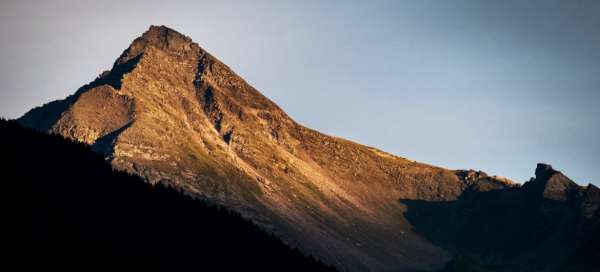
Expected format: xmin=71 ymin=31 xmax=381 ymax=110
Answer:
xmin=0 ymin=120 xmax=335 ymax=272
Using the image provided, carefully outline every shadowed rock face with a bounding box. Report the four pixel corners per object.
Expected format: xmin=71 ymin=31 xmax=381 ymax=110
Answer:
xmin=403 ymin=164 xmax=600 ymax=271
xmin=18 ymin=26 xmax=599 ymax=271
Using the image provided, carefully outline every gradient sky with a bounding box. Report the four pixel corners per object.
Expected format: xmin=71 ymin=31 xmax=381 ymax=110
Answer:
xmin=1 ymin=0 xmax=599 ymax=185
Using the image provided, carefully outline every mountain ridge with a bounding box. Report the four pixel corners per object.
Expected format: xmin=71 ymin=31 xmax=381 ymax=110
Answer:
xmin=18 ymin=25 xmax=599 ymax=271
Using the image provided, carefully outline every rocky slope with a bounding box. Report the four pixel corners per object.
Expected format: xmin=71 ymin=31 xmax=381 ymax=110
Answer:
xmin=18 ymin=26 xmax=599 ymax=271
xmin=406 ymin=163 xmax=600 ymax=271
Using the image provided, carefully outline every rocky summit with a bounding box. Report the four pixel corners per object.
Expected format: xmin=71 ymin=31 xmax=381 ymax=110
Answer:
xmin=19 ymin=26 xmax=600 ymax=271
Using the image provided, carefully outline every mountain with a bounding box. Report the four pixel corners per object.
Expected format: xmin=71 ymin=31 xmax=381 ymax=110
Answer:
xmin=0 ymin=119 xmax=335 ymax=272
xmin=17 ymin=25 xmax=599 ymax=271
xmin=405 ymin=164 xmax=600 ymax=271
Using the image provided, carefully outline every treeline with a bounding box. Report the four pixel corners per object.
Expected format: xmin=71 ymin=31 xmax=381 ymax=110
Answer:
xmin=0 ymin=119 xmax=336 ymax=272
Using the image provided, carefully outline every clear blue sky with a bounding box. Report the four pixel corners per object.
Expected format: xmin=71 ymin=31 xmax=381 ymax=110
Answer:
xmin=1 ymin=0 xmax=599 ymax=185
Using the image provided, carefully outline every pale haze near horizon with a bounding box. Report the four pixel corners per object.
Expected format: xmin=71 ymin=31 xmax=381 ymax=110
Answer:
xmin=1 ymin=0 xmax=599 ymax=185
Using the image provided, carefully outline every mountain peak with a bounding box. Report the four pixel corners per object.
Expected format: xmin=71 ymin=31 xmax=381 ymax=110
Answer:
xmin=535 ymin=163 xmax=557 ymax=181
xmin=141 ymin=25 xmax=192 ymax=47
xmin=527 ymin=163 xmax=580 ymax=202
xmin=116 ymin=25 xmax=197 ymax=65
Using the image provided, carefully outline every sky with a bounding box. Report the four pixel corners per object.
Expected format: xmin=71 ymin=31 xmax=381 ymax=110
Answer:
xmin=1 ymin=0 xmax=599 ymax=185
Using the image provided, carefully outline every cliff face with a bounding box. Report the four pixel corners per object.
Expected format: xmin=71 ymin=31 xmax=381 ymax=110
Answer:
xmin=19 ymin=26 xmax=598 ymax=271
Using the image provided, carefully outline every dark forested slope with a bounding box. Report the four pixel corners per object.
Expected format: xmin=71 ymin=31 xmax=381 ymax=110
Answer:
xmin=0 ymin=120 xmax=335 ymax=272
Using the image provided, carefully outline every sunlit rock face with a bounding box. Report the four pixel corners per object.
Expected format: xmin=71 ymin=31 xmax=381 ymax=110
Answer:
xmin=19 ymin=26 xmax=599 ymax=272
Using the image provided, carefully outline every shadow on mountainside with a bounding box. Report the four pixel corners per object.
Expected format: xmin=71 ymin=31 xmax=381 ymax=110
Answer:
xmin=400 ymin=178 xmax=600 ymax=272
xmin=0 ymin=120 xmax=335 ymax=272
